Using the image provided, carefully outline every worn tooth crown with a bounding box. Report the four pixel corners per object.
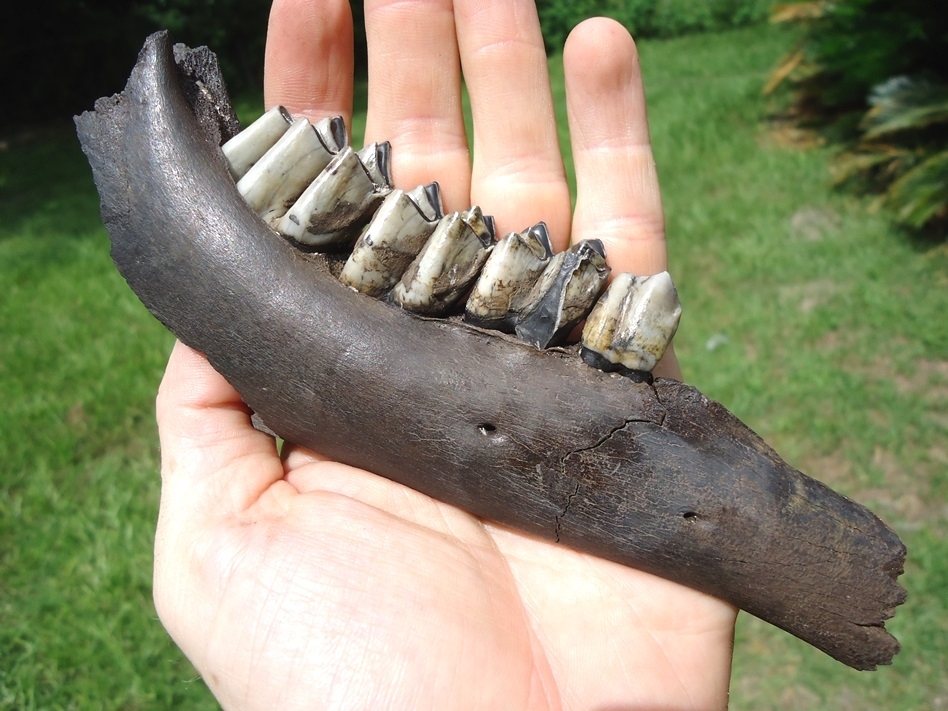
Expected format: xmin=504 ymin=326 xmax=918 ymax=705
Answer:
xmin=225 ymin=113 xmax=677 ymax=372
xmin=221 ymin=105 xmax=293 ymax=180
xmin=464 ymin=222 xmax=554 ymax=331
xmin=340 ymin=182 xmax=445 ymax=296
xmin=390 ymin=206 xmax=495 ymax=315
xmin=358 ymin=141 xmax=392 ymax=188
xmin=236 ymin=115 xmax=349 ymax=224
xmin=316 ymin=115 xmax=349 ymax=156
xmin=581 ymin=271 xmax=682 ymax=375
xmin=276 ymin=142 xmax=394 ymax=249
xmin=514 ymin=239 xmax=611 ymax=349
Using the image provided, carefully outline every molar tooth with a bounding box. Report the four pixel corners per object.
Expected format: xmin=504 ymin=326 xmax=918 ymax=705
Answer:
xmin=464 ymin=222 xmax=554 ymax=331
xmin=236 ymin=115 xmax=348 ymax=224
xmin=276 ymin=142 xmax=393 ymax=249
xmin=339 ymin=182 xmax=445 ymax=297
xmin=580 ymin=271 xmax=682 ymax=376
xmin=390 ymin=206 xmax=496 ymax=316
xmin=514 ymin=239 xmax=610 ymax=349
xmin=221 ymin=105 xmax=293 ymax=180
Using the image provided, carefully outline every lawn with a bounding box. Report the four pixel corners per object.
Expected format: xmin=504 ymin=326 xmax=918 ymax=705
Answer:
xmin=1 ymin=23 xmax=946 ymax=710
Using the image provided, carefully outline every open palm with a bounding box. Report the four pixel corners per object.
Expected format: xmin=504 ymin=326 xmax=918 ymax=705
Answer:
xmin=152 ymin=1 xmax=737 ymax=709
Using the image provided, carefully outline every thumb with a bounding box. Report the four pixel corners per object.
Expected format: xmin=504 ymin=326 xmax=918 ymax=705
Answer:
xmin=156 ymin=340 xmax=285 ymax=519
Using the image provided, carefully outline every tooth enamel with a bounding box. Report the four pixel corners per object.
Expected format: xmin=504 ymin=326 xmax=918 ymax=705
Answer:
xmin=464 ymin=222 xmax=554 ymax=331
xmin=221 ymin=106 xmax=294 ymax=180
xmin=225 ymin=114 xmax=673 ymax=368
xmin=513 ymin=239 xmax=610 ymax=349
xmin=276 ymin=142 xmax=393 ymax=249
xmin=390 ymin=206 xmax=495 ymax=315
xmin=339 ymin=182 xmax=444 ymax=296
xmin=580 ymin=271 xmax=682 ymax=375
xmin=236 ymin=115 xmax=348 ymax=224
xmin=356 ymin=140 xmax=392 ymax=188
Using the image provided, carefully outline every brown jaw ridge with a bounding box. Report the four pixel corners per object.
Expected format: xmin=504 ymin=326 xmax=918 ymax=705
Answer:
xmin=75 ymin=32 xmax=907 ymax=671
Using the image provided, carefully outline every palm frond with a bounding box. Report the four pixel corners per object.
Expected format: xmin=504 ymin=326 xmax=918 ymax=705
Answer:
xmin=831 ymin=145 xmax=910 ymax=185
xmin=885 ymin=150 xmax=948 ymax=228
xmin=770 ymin=2 xmax=828 ymax=24
xmin=763 ymin=49 xmax=806 ymax=95
xmin=862 ymin=76 xmax=948 ymax=139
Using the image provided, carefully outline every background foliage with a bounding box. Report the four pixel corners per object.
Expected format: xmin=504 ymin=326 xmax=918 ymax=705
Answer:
xmin=536 ymin=0 xmax=773 ymax=50
xmin=766 ymin=0 xmax=948 ymax=237
xmin=1 ymin=0 xmax=272 ymax=131
xmin=2 ymin=0 xmax=774 ymax=131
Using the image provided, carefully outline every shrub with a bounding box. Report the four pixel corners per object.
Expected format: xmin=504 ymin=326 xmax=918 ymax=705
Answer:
xmin=535 ymin=0 xmax=774 ymax=51
xmin=766 ymin=1 xmax=948 ymax=237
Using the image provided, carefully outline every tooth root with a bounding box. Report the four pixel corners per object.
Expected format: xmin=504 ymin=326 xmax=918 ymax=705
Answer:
xmin=580 ymin=271 xmax=682 ymax=376
xmin=464 ymin=222 xmax=554 ymax=331
xmin=276 ymin=142 xmax=394 ymax=249
xmin=235 ymin=116 xmax=348 ymax=224
xmin=221 ymin=106 xmax=293 ymax=180
xmin=339 ymin=182 xmax=445 ymax=297
xmin=513 ymin=239 xmax=610 ymax=349
xmin=390 ymin=206 xmax=496 ymax=316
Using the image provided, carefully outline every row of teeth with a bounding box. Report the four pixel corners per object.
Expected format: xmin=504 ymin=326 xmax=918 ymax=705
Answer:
xmin=221 ymin=106 xmax=682 ymax=378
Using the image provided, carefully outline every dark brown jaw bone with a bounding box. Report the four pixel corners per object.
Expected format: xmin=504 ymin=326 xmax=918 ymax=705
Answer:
xmin=76 ymin=32 xmax=906 ymax=670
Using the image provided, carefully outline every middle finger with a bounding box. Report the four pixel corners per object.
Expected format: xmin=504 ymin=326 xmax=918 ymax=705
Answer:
xmin=363 ymin=0 xmax=471 ymax=212
xmin=455 ymin=0 xmax=571 ymax=246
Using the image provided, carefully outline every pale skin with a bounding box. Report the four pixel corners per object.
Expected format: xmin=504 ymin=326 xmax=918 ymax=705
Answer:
xmin=152 ymin=0 xmax=738 ymax=709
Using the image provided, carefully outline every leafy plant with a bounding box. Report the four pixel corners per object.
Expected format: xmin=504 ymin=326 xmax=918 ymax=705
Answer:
xmin=535 ymin=0 xmax=773 ymax=52
xmin=765 ymin=1 xmax=948 ymax=238
xmin=832 ymin=77 xmax=948 ymax=229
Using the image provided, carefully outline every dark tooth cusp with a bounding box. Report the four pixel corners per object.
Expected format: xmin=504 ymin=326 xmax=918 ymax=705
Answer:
xmin=513 ymin=239 xmax=610 ymax=348
xmin=579 ymin=346 xmax=654 ymax=383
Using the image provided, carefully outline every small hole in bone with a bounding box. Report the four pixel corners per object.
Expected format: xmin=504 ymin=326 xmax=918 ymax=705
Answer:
xmin=478 ymin=423 xmax=497 ymax=435
xmin=682 ymin=511 xmax=698 ymax=521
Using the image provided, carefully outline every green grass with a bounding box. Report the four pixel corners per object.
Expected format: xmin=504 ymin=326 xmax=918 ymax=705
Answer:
xmin=634 ymin=29 xmax=948 ymax=710
xmin=2 ymin=23 xmax=947 ymax=709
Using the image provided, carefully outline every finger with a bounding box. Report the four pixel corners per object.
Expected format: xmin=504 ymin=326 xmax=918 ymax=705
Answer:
xmin=362 ymin=0 xmax=471 ymax=212
xmin=566 ymin=19 xmax=666 ymax=275
xmin=156 ymin=341 xmax=288 ymax=519
xmin=264 ymin=0 xmax=354 ymax=126
xmin=455 ymin=0 xmax=571 ymax=245
xmin=280 ymin=440 xmax=331 ymax=470
xmin=565 ymin=20 xmax=681 ymax=379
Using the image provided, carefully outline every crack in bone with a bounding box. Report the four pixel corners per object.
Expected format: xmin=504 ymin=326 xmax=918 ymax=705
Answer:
xmin=553 ymin=416 xmax=651 ymax=541
xmin=555 ymin=481 xmax=581 ymax=543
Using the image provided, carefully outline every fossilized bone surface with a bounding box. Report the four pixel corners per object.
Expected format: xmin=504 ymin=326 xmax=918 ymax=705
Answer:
xmin=75 ymin=32 xmax=907 ymax=670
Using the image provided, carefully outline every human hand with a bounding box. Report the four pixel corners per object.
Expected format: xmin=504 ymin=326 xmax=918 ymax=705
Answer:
xmin=152 ymin=1 xmax=737 ymax=709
